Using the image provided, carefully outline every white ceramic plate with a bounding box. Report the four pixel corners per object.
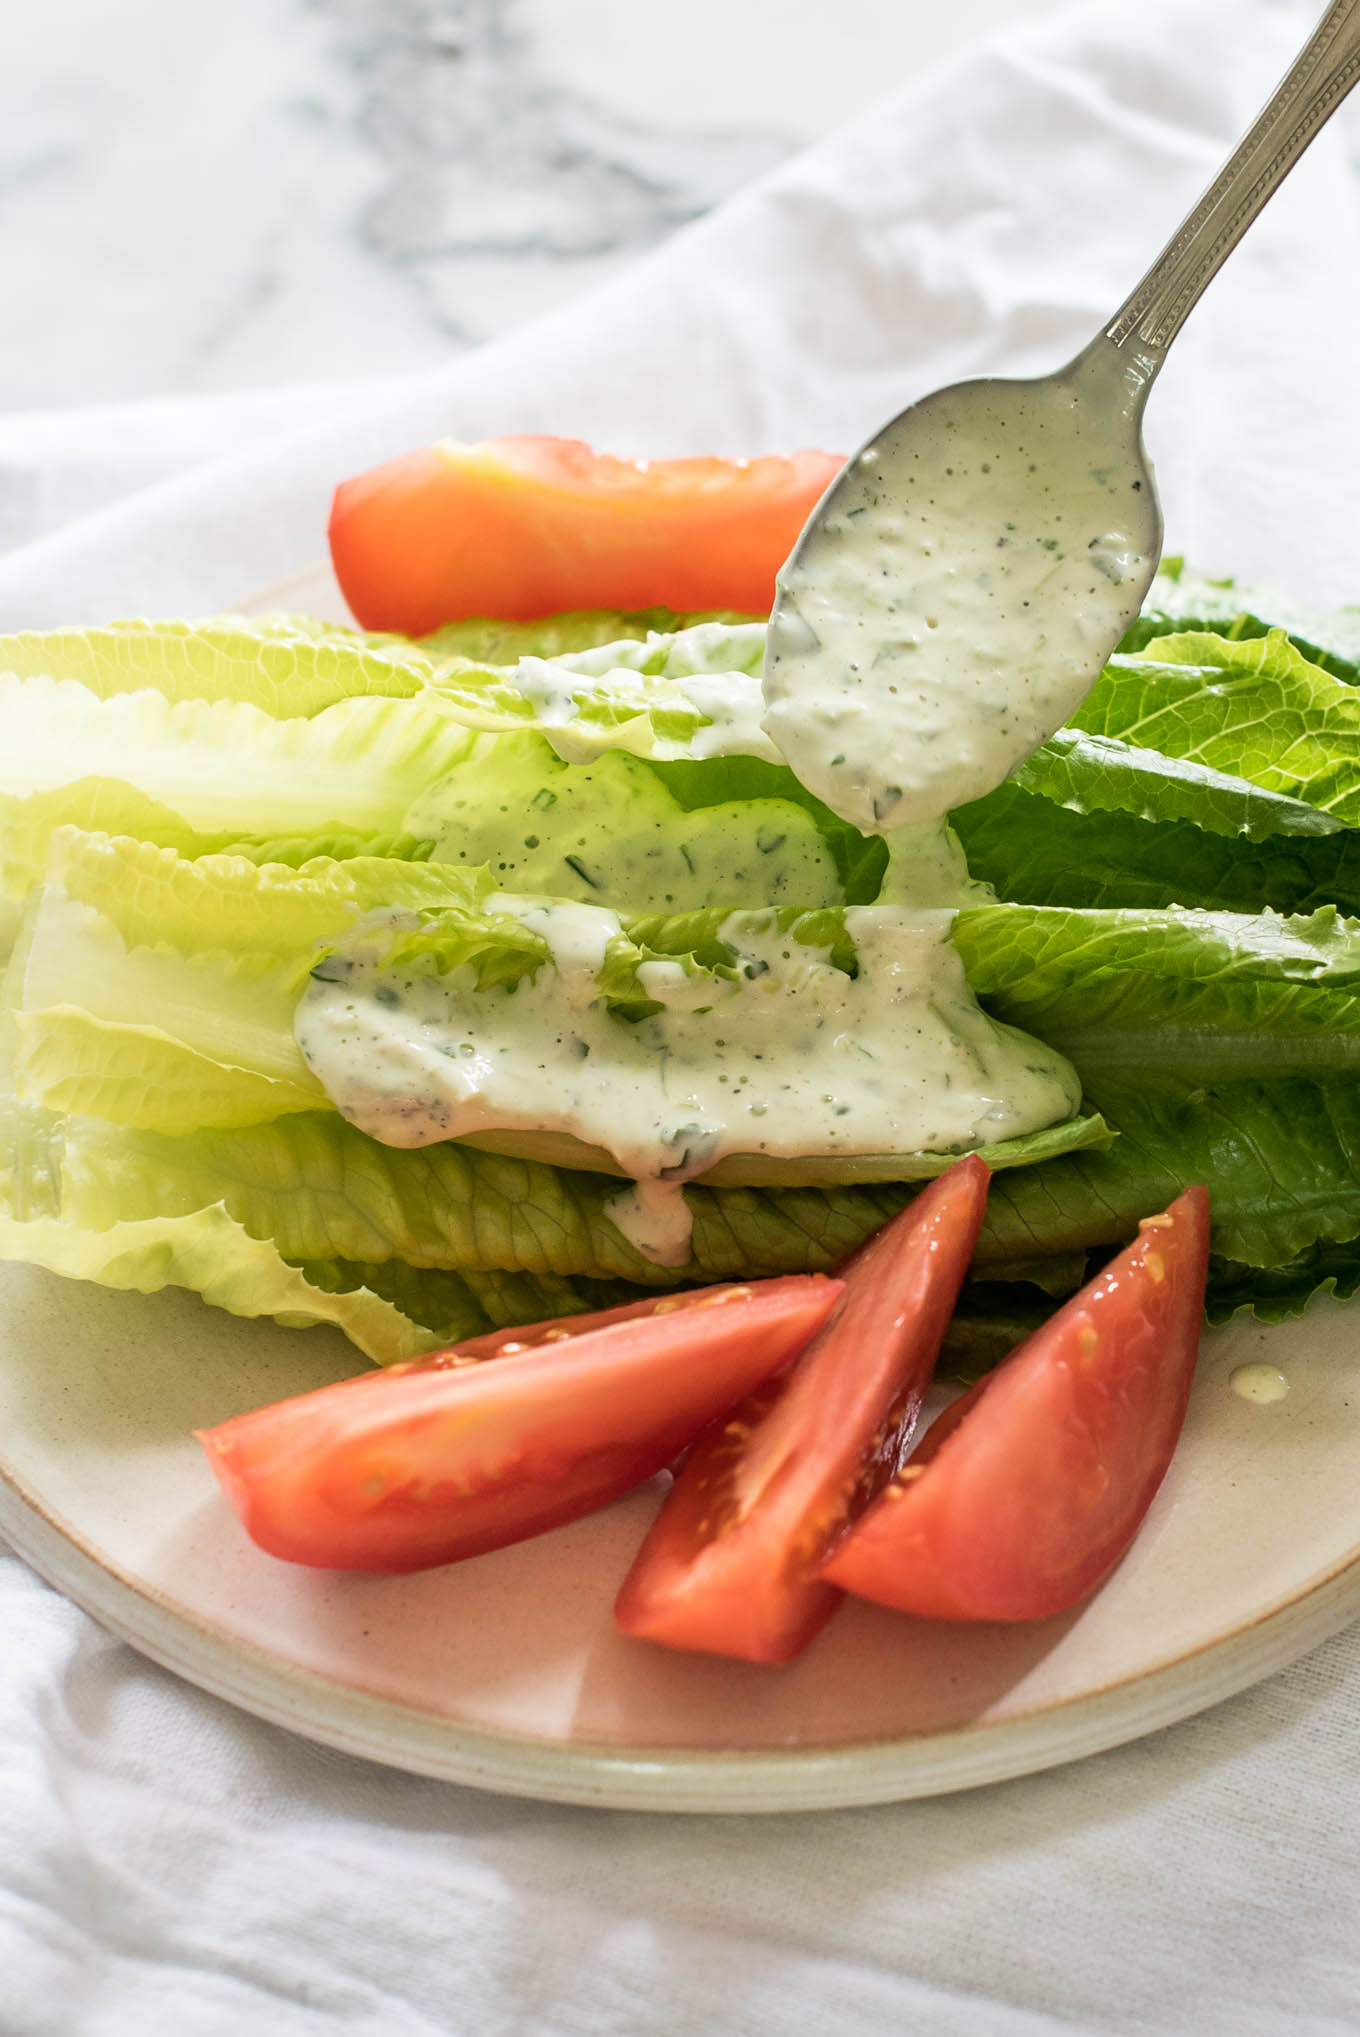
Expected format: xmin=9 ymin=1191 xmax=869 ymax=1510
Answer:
xmin=2 ymin=1262 xmax=1359 ymax=1813
xmin=2 ymin=561 xmax=1357 ymax=1812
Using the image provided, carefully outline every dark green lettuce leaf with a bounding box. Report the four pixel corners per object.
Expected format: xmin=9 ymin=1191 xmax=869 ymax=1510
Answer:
xmin=1009 ymin=726 xmax=1345 ymax=842
xmin=952 ymin=781 xmax=1360 ymax=916
xmin=955 ymin=903 xmax=1360 ymax=1275
xmin=292 ymin=1255 xmax=631 ymax=1343
xmin=1121 ymin=559 xmax=1360 ymax=682
xmin=1205 ymin=1238 xmax=1360 ymax=1324
xmin=954 ymin=623 xmax=1360 ymax=919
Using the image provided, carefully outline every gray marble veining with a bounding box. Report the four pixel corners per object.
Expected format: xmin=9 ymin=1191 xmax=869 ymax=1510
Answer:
xmin=321 ymin=0 xmax=790 ymax=346
xmin=0 ymin=0 xmax=1057 ymax=409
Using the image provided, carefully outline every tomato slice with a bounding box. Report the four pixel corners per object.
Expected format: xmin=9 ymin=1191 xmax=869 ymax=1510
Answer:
xmin=612 ymin=1156 xmax=991 ymax=1664
xmin=328 ymin=435 xmax=844 ymax=635
xmin=196 ymin=1275 xmax=841 ymax=1573
xmin=821 ymin=1188 xmax=1211 ymax=1622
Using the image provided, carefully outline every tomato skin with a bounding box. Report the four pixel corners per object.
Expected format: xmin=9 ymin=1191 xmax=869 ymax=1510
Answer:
xmin=328 ymin=435 xmax=844 ymax=635
xmin=821 ymin=1188 xmax=1211 ymax=1623
xmin=197 ymin=1275 xmax=841 ymax=1572
xmin=613 ymin=1157 xmax=991 ymax=1664
xmin=430 ymin=1281 xmax=751 ymax=1365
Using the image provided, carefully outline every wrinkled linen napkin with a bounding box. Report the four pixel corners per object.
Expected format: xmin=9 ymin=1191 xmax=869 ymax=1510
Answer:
xmin=3 ymin=1 xmax=1360 ymax=2032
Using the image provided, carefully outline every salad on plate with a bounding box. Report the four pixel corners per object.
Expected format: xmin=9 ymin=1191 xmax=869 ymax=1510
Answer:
xmin=3 ymin=433 xmax=1359 ymax=1663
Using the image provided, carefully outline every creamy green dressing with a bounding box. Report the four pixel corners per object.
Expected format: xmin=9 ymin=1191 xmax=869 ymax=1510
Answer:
xmin=762 ymin=344 xmax=1155 ymax=832
xmin=1229 ymin=1362 xmax=1290 ymax=1405
xmin=295 ymin=896 xmax=1080 ymax=1266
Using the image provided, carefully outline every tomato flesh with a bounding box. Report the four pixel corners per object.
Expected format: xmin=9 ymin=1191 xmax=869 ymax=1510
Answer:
xmin=197 ymin=1275 xmax=841 ymax=1572
xmin=328 ymin=435 xmax=845 ymax=635
xmin=821 ymin=1188 xmax=1211 ymax=1622
xmin=613 ymin=1156 xmax=991 ymax=1664
xmin=433 ymin=1281 xmax=754 ymax=1364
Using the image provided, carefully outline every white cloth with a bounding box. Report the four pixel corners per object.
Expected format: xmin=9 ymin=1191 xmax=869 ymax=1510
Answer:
xmin=3 ymin=1 xmax=1360 ymax=2030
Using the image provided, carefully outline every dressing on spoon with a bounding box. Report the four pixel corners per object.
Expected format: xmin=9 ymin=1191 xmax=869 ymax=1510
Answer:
xmin=763 ymin=340 xmax=1156 ymax=832
xmin=764 ymin=0 xmax=1360 ymax=832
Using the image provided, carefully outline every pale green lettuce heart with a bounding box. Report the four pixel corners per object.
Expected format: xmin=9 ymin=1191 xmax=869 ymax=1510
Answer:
xmin=0 ymin=618 xmax=433 ymax=715
xmin=0 ymin=673 xmax=477 ymax=843
xmin=42 ymin=830 xmax=486 ymax=959
xmin=416 ymin=608 xmax=756 ymax=662
xmin=0 ymin=1097 xmax=665 ymax=1364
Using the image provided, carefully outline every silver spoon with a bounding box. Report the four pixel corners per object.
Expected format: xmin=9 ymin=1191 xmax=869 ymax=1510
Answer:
xmin=762 ymin=0 xmax=1360 ymax=837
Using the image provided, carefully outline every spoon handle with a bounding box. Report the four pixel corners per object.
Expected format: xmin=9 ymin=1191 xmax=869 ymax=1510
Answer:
xmin=1106 ymin=0 xmax=1360 ymax=361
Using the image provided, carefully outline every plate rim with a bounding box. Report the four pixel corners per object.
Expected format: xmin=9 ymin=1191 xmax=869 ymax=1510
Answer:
xmin=5 ymin=1424 xmax=1359 ymax=1814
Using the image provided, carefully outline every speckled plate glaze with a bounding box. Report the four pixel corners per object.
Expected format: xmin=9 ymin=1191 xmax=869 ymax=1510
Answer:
xmin=2 ymin=562 xmax=1357 ymax=1813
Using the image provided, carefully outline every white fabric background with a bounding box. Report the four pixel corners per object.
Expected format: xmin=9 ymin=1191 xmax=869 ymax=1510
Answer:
xmin=2 ymin=1 xmax=1359 ymax=2029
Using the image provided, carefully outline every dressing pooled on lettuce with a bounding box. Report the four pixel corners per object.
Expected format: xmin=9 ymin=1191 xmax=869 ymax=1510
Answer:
xmin=295 ymin=896 xmax=1082 ymax=1265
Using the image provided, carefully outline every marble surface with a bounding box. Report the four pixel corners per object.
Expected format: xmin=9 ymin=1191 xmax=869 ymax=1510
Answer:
xmin=0 ymin=0 xmax=1063 ymax=411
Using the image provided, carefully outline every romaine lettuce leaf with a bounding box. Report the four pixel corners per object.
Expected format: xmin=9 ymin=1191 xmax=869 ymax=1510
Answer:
xmin=956 ymin=903 xmax=1360 ymax=1273
xmin=1076 ymin=630 xmax=1360 ymax=820
xmin=952 ymin=781 xmax=1360 ymax=916
xmin=38 ymin=1104 xmax=898 ymax=1284
xmin=956 ymin=902 xmax=1360 ymax=1057
xmin=973 ymin=1070 xmax=1360 ymax=1272
xmin=417 ymin=608 xmax=755 ymax=662
xmin=0 ymin=673 xmax=476 ymax=844
xmin=25 ymin=1098 xmax=1109 ymax=1301
xmin=956 ymin=626 xmax=1360 ymax=918
xmin=644 ymin=752 xmax=893 ymax=905
xmin=0 ymin=1205 xmax=450 ymax=1364
xmin=6 ymin=889 xmax=325 ymax=1129
xmin=25 ymin=849 xmax=1087 ymax=1172
xmin=43 ymin=830 xmax=484 ymax=959
xmin=1205 ymin=1237 xmax=1360 ymax=1324
xmin=296 ymin=1256 xmax=631 ymax=1343
xmin=1010 ymin=727 xmax=1345 ymax=842
xmin=0 ymin=1098 xmax=627 ymax=1361
xmin=0 ymin=619 xmax=433 ymax=715
xmin=405 ymin=730 xmax=845 ymax=911
xmin=414 ymin=621 xmax=777 ymax=765
xmin=0 ymin=779 xmax=438 ymax=899
xmin=4 ymin=848 xmax=504 ymax=1131
xmin=1121 ymin=559 xmax=1360 ymax=682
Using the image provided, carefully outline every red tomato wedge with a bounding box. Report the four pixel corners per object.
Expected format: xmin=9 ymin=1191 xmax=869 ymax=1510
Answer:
xmin=612 ymin=1156 xmax=991 ymax=1665
xmin=328 ymin=435 xmax=845 ymax=635
xmin=821 ymin=1187 xmax=1211 ymax=1623
xmin=196 ymin=1275 xmax=841 ymax=1573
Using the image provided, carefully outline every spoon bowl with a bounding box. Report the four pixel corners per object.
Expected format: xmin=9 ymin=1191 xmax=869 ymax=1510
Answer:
xmin=762 ymin=337 xmax=1161 ymax=833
